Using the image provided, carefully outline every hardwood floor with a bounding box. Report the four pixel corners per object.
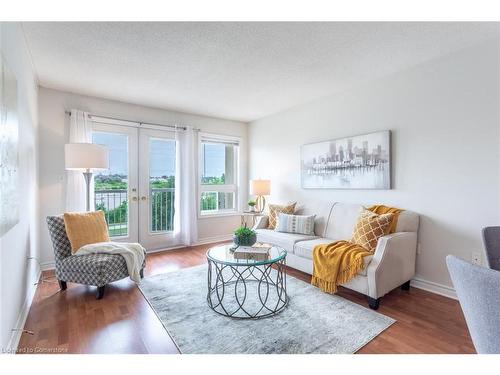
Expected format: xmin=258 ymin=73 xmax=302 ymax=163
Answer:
xmin=18 ymin=243 xmax=475 ymax=354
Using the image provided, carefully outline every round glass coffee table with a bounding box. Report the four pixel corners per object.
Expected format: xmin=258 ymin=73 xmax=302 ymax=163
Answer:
xmin=206 ymin=243 xmax=288 ymax=319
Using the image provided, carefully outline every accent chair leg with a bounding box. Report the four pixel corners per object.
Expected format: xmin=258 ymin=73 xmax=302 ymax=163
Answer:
xmin=96 ymin=286 xmax=106 ymax=300
xmin=58 ymin=280 xmax=67 ymax=290
xmin=367 ymin=297 xmax=380 ymax=310
xmin=140 ymin=268 xmax=144 ymax=279
xmin=401 ymin=280 xmax=411 ymax=291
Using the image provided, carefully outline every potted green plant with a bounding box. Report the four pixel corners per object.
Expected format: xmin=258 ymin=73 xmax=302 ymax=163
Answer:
xmin=247 ymin=200 xmax=256 ymax=212
xmin=233 ymin=224 xmax=257 ymax=247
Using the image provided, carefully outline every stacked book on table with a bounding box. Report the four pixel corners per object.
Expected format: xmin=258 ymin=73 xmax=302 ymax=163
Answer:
xmin=233 ymin=243 xmax=272 ymax=261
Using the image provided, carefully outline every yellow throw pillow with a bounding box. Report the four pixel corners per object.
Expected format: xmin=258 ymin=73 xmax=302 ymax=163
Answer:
xmin=63 ymin=211 xmax=110 ymax=254
xmin=351 ymin=210 xmax=394 ymax=252
xmin=267 ymin=202 xmax=296 ymax=229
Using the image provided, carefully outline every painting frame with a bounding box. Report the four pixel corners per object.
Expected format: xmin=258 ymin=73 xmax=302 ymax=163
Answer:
xmin=300 ymin=130 xmax=391 ymax=190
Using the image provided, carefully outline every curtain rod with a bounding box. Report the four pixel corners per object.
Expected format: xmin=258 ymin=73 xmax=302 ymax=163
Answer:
xmin=64 ymin=110 xmax=189 ymax=131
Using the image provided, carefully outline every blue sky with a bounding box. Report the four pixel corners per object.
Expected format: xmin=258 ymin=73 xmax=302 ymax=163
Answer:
xmin=93 ymin=133 xmax=225 ymax=178
xmin=149 ymin=138 xmax=176 ymax=176
xmin=202 ymin=143 xmax=225 ymax=178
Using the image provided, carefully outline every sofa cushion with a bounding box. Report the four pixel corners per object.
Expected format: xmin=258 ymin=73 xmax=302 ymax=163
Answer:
xmin=395 ymin=210 xmax=420 ymax=233
xmin=255 ymin=229 xmax=317 ymax=253
xmin=293 ymin=238 xmax=337 ymax=259
xmin=294 ymin=202 xmax=334 ymax=237
xmin=293 ymin=238 xmax=373 ymax=276
xmin=324 ymin=203 xmax=363 ymax=240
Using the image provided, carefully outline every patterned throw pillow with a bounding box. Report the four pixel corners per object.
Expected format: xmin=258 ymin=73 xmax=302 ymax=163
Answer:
xmin=275 ymin=213 xmax=316 ymax=235
xmin=351 ymin=210 xmax=394 ymax=252
xmin=267 ymin=202 xmax=296 ymax=229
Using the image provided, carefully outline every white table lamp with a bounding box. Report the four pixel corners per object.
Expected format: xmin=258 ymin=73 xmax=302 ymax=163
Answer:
xmin=65 ymin=143 xmax=109 ymax=211
xmin=250 ymin=179 xmax=271 ymax=213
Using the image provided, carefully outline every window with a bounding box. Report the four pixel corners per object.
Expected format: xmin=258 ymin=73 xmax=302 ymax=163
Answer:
xmin=199 ymin=134 xmax=240 ymax=216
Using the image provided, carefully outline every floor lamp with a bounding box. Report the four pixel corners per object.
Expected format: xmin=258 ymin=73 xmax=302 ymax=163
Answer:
xmin=65 ymin=143 xmax=109 ymax=211
xmin=250 ymin=179 xmax=271 ymax=213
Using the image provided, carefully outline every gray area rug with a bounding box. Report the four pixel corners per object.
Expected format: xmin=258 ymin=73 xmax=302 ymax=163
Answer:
xmin=139 ymin=265 xmax=395 ymax=354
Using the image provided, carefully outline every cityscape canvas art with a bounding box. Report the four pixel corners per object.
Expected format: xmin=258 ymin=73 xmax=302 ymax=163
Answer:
xmin=301 ymin=131 xmax=391 ymax=189
xmin=0 ymin=55 xmax=19 ymax=236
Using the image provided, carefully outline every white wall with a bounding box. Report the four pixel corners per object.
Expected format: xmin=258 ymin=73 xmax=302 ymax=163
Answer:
xmin=38 ymin=87 xmax=247 ymax=267
xmin=248 ymin=39 xmax=500 ymax=290
xmin=0 ymin=23 xmax=39 ymax=350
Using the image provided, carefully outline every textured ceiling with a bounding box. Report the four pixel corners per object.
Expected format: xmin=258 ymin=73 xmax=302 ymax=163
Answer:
xmin=23 ymin=22 xmax=499 ymax=122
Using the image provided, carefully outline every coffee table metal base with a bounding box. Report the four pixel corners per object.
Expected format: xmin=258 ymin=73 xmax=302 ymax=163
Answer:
xmin=207 ymin=258 xmax=288 ymax=319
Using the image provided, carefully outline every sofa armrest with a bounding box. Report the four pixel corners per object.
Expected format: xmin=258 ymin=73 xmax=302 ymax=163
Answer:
xmin=366 ymin=232 xmax=418 ymax=298
xmin=253 ymin=215 xmax=269 ymax=230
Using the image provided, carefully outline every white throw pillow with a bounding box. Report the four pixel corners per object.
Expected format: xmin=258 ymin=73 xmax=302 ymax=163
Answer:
xmin=275 ymin=213 xmax=316 ymax=235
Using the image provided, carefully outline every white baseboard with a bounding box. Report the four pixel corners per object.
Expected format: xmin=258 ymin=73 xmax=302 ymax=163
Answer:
xmin=147 ymin=235 xmax=232 ymax=253
xmin=411 ymin=277 xmax=457 ymax=300
xmin=5 ymin=269 xmax=41 ymax=353
xmin=146 ymin=244 xmax=187 ymax=254
xmin=40 ymin=260 xmax=55 ymax=271
xmin=194 ymin=235 xmax=232 ymax=246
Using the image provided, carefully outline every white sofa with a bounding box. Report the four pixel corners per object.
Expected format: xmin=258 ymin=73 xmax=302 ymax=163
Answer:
xmin=254 ymin=202 xmax=419 ymax=309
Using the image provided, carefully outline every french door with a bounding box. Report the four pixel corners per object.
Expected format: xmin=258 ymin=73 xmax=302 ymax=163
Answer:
xmin=138 ymin=128 xmax=177 ymax=249
xmin=92 ymin=123 xmax=178 ymax=251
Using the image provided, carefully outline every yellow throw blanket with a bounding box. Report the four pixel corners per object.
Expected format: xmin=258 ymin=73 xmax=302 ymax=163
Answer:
xmin=311 ymin=205 xmax=403 ymax=294
xmin=311 ymin=240 xmax=370 ymax=293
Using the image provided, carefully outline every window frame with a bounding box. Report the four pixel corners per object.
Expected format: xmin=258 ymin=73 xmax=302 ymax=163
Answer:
xmin=197 ymin=132 xmax=241 ymax=218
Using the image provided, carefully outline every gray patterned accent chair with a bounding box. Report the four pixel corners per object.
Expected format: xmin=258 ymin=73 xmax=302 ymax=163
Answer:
xmin=46 ymin=215 xmax=146 ymax=299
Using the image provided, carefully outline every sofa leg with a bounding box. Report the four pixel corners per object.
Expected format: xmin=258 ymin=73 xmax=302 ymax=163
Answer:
xmin=58 ymin=280 xmax=67 ymax=290
xmin=96 ymin=286 xmax=106 ymax=300
xmin=367 ymin=297 xmax=380 ymax=310
xmin=140 ymin=268 xmax=144 ymax=279
xmin=401 ymin=280 xmax=411 ymax=291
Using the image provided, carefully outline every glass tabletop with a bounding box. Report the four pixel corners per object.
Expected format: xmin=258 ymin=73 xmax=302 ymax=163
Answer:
xmin=206 ymin=243 xmax=287 ymax=266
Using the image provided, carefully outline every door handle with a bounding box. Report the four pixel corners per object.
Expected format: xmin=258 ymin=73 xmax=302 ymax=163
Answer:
xmin=131 ymin=196 xmax=138 ymax=202
xmin=141 ymin=196 xmax=147 ymax=201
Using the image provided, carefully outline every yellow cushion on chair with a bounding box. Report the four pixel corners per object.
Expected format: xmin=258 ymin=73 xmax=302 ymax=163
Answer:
xmin=351 ymin=210 xmax=394 ymax=252
xmin=63 ymin=211 xmax=110 ymax=254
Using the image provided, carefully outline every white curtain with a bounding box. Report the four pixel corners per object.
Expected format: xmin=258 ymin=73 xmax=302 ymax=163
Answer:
xmin=65 ymin=109 xmax=93 ymax=212
xmin=173 ymin=126 xmax=198 ymax=246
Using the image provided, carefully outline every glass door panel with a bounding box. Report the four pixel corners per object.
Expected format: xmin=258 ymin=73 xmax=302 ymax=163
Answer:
xmin=149 ymin=138 xmax=176 ymax=233
xmin=138 ymin=128 xmax=177 ymax=250
xmin=92 ymin=123 xmax=138 ymax=242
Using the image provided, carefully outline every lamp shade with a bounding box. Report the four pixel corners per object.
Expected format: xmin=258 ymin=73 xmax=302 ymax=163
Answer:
xmin=250 ymin=179 xmax=271 ymax=196
xmin=65 ymin=143 xmax=109 ymax=171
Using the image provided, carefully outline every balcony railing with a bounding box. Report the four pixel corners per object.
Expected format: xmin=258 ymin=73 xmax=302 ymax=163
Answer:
xmin=200 ymin=191 xmax=235 ymax=213
xmin=150 ymin=188 xmax=175 ymax=232
xmin=94 ymin=189 xmax=128 ymax=237
xmin=94 ymin=187 xmax=175 ymax=237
